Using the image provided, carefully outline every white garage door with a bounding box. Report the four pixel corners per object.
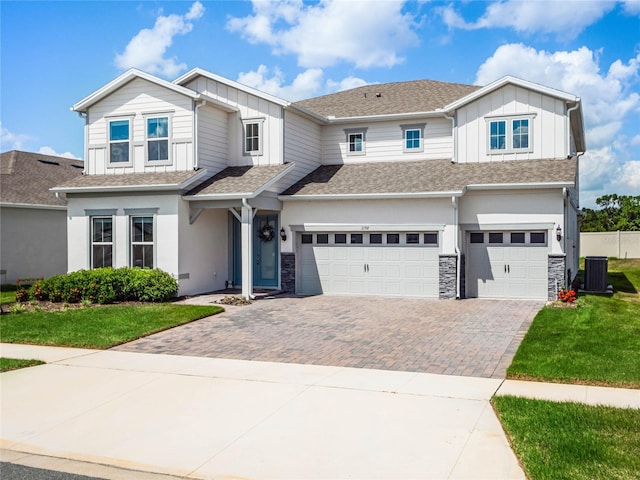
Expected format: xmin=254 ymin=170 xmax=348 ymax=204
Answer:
xmin=299 ymin=232 xmax=439 ymax=298
xmin=466 ymin=231 xmax=548 ymax=300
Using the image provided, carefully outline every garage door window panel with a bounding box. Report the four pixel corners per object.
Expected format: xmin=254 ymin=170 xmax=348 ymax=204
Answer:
xmin=489 ymin=233 xmax=503 ymax=244
xmin=370 ymin=233 xmax=382 ymax=244
xmin=530 ymin=232 xmax=546 ymax=244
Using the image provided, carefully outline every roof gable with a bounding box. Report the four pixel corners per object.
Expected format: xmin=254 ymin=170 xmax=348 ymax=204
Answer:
xmin=72 ymin=69 xmax=199 ymax=112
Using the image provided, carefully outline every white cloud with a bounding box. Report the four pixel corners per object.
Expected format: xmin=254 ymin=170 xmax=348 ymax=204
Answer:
xmin=237 ymin=65 xmax=368 ymax=101
xmin=622 ymin=0 xmax=640 ymax=14
xmin=441 ymin=1 xmax=615 ymax=38
xmin=227 ymin=0 xmax=419 ymax=68
xmin=619 ymin=160 xmax=640 ymax=188
xmin=115 ymin=1 xmax=205 ymax=77
xmin=0 ymin=122 xmax=32 ymax=151
xmin=38 ymin=146 xmax=81 ymax=160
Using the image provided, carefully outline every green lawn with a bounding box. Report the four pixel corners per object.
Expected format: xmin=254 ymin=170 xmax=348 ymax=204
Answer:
xmin=0 ymin=284 xmax=18 ymax=305
xmin=493 ymin=396 xmax=640 ymax=480
xmin=0 ymin=357 xmax=45 ymax=372
xmin=507 ymin=258 xmax=640 ymax=388
xmin=0 ymin=303 xmax=223 ymax=349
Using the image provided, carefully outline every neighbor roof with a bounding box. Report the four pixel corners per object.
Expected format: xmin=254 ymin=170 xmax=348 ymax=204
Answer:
xmin=294 ymin=79 xmax=481 ymax=118
xmin=0 ymin=150 xmax=84 ymax=207
xmin=186 ymin=164 xmax=295 ymax=199
xmin=52 ymin=169 xmax=208 ymax=193
xmin=281 ymin=158 xmax=577 ymax=198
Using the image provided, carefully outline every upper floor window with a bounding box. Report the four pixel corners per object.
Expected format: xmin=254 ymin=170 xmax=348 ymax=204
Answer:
xmin=344 ymin=128 xmax=367 ymax=156
xmin=401 ymin=123 xmax=425 ymax=153
xmin=243 ymin=118 xmax=264 ymax=156
xmin=486 ymin=115 xmax=534 ymax=154
xmin=109 ymin=119 xmax=130 ymax=164
xmin=147 ymin=117 xmax=170 ymax=163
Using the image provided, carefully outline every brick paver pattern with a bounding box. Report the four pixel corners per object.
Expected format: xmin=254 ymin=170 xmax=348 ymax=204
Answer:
xmin=115 ymin=296 xmax=542 ymax=378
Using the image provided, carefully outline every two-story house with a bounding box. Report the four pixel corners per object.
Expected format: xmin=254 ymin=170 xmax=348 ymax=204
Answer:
xmin=53 ymin=68 xmax=585 ymax=301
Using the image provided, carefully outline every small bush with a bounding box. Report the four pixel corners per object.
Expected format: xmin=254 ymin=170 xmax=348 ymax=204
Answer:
xmin=27 ymin=268 xmax=178 ymax=304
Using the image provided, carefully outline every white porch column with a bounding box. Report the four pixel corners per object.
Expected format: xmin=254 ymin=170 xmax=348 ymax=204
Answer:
xmin=241 ymin=200 xmax=253 ymax=299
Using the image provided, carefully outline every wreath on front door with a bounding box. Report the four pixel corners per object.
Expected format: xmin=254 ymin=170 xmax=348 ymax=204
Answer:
xmin=258 ymin=224 xmax=275 ymax=242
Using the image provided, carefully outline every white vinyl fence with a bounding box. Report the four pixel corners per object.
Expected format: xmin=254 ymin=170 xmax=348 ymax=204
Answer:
xmin=580 ymin=231 xmax=640 ymax=259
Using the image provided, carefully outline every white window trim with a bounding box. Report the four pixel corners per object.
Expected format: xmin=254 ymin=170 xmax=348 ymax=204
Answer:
xmin=144 ymin=113 xmax=173 ymax=166
xmin=400 ymin=123 xmax=426 ymax=153
xmin=242 ymin=118 xmax=265 ymax=156
xmin=344 ymin=128 xmax=368 ymax=156
xmin=485 ymin=114 xmax=535 ymax=155
xmin=90 ymin=216 xmax=114 ymax=269
xmin=107 ymin=116 xmax=134 ymax=167
xmin=129 ymin=215 xmax=156 ymax=269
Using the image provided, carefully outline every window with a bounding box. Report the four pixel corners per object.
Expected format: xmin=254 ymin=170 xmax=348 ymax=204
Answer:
xmin=344 ymin=128 xmax=367 ymax=155
xmin=489 ymin=233 xmax=503 ymax=244
xmin=487 ymin=115 xmax=534 ymax=154
xmin=470 ymin=232 xmax=484 ymax=244
xmin=317 ymin=233 xmax=329 ymax=244
xmin=511 ymin=232 xmax=525 ymax=244
xmin=401 ymin=124 xmax=425 ymax=153
xmin=350 ymin=233 xmax=363 ymax=244
xmin=530 ymin=232 xmax=546 ymax=244
xmin=147 ymin=117 xmax=169 ymax=163
xmin=369 ymin=233 xmax=382 ymax=244
xmin=109 ymin=119 xmax=130 ymax=164
xmin=91 ymin=217 xmax=113 ymax=268
xmin=301 ymin=234 xmax=313 ymax=244
xmin=387 ymin=233 xmax=400 ymax=244
xmin=424 ymin=233 xmax=438 ymax=245
xmin=406 ymin=233 xmax=420 ymax=244
xmin=131 ymin=216 xmax=154 ymax=268
xmin=243 ymin=119 xmax=264 ymax=155
xmin=335 ymin=233 xmax=347 ymax=244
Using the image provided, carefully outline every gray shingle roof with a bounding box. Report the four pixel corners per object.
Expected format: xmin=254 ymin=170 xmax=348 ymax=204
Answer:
xmin=0 ymin=150 xmax=84 ymax=206
xmin=281 ymin=158 xmax=577 ymax=196
xmin=53 ymin=170 xmax=203 ymax=191
xmin=187 ymin=164 xmax=293 ymax=196
xmin=294 ymin=79 xmax=481 ymax=118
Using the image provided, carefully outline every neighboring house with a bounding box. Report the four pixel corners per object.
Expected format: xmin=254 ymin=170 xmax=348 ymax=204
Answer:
xmin=0 ymin=150 xmax=84 ymax=284
xmin=52 ymin=68 xmax=585 ymax=301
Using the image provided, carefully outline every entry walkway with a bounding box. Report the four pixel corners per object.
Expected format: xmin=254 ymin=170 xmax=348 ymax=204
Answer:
xmin=2 ymin=344 xmax=639 ymax=480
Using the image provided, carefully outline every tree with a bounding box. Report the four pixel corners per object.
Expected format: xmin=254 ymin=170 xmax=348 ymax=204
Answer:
xmin=580 ymin=194 xmax=640 ymax=232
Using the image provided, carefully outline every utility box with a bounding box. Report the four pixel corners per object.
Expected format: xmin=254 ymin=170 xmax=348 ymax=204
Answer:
xmin=584 ymin=256 xmax=608 ymax=292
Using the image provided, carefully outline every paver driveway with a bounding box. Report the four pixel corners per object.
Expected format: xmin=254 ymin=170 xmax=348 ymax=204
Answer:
xmin=116 ymin=295 xmax=542 ymax=378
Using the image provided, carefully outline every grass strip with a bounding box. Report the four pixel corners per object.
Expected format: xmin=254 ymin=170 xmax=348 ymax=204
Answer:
xmin=0 ymin=304 xmax=223 ymax=349
xmin=493 ymin=395 xmax=640 ymax=480
xmin=0 ymin=358 xmax=45 ymax=372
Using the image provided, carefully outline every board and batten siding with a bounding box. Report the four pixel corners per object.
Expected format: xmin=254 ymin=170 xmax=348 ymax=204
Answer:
xmin=184 ymin=77 xmax=284 ymax=167
xmin=456 ymin=84 xmax=567 ymax=163
xmin=320 ymin=118 xmax=452 ymax=164
xmin=197 ymin=104 xmax=228 ymax=174
xmin=85 ymin=78 xmax=195 ymax=175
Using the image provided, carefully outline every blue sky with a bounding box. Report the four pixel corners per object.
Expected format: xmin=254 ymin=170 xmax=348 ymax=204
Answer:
xmin=1 ymin=0 xmax=639 ymax=207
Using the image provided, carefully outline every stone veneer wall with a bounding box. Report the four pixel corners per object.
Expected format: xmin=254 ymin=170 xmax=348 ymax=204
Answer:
xmin=280 ymin=252 xmax=296 ymax=293
xmin=548 ymin=254 xmax=566 ymax=301
xmin=439 ymin=254 xmax=458 ymax=299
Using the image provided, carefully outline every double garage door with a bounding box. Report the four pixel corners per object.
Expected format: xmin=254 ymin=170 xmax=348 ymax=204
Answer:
xmin=466 ymin=231 xmax=548 ymax=300
xmin=298 ymin=232 xmax=440 ymax=298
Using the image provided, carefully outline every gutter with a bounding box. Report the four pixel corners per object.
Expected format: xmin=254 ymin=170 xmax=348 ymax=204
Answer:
xmin=0 ymin=202 xmax=67 ymax=211
xmin=279 ymin=191 xmax=464 ymax=201
xmin=323 ymin=110 xmax=444 ymax=124
xmin=466 ymin=181 xmax=574 ymax=191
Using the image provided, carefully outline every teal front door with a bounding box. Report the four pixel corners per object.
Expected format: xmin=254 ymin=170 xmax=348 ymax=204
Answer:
xmin=253 ymin=215 xmax=279 ymax=287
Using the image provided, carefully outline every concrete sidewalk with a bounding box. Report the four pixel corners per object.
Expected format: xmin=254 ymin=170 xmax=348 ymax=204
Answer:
xmin=1 ymin=344 xmax=638 ymax=479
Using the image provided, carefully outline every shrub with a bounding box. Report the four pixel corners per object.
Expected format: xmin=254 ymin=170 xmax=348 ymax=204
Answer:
xmin=27 ymin=268 xmax=178 ymax=304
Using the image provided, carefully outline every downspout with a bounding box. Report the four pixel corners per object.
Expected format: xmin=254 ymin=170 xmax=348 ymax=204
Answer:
xmin=452 ymin=196 xmax=461 ymax=299
xmin=566 ymin=102 xmax=580 ymax=158
xmin=194 ymin=99 xmax=207 ymax=170
xmin=444 ymin=112 xmax=456 ymax=163
xmin=241 ymin=197 xmax=256 ymax=300
xmin=563 ymin=187 xmax=568 ymax=287
xmin=77 ymin=112 xmax=88 ymax=174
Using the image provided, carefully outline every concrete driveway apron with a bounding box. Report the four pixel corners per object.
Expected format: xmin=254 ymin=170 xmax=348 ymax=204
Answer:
xmin=115 ymin=295 xmax=542 ymax=378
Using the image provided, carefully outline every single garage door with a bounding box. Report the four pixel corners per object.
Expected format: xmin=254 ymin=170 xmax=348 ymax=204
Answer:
xmin=466 ymin=231 xmax=548 ymax=300
xmin=299 ymin=232 xmax=440 ymax=298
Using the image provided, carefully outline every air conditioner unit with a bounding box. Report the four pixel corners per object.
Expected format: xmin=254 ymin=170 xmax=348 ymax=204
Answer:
xmin=584 ymin=256 xmax=608 ymax=292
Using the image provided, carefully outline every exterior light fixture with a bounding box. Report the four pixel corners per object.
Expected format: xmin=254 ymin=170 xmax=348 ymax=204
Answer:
xmin=556 ymin=225 xmax=562 ymax=241
xmin=280 ymin=227 xmax=287 ymax=241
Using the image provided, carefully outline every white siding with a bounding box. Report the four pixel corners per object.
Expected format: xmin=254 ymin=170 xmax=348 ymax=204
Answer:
xmin=456 ymin=84 xmax=567 ymax=163
xmin=86 ymin=78 xmax=194 ymax=174
xmin=320 ymin=118 xmax=452 ymax=164
xmin=185 ymin=77 xmax=284 ymax=167
xmin=197 ymin=104 xmax=228 ymax=174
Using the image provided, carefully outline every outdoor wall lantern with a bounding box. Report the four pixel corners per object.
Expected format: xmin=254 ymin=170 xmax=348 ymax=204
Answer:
xmin=556 ymin=225 xmax=562 ymax=241
xmin=280 ymin=227 xmax=287 ymax=241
